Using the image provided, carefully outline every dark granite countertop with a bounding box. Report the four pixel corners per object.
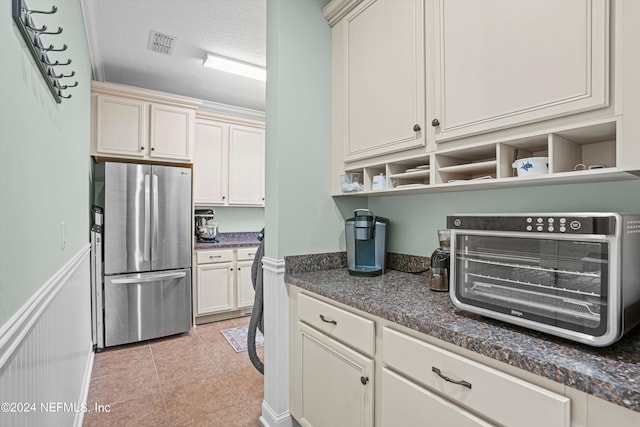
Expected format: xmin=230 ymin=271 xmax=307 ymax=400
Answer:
xmin=285 ymin=268 xmax=640 ymax=413
xmin=194 ymin=232 xmax=261 ymax=250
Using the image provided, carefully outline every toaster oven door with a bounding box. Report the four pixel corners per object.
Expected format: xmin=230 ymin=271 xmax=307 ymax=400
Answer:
xmin=450 ymin=232 xmax=614 ymax=340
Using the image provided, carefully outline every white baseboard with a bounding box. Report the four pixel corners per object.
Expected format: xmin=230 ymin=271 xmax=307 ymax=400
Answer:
xmin=0 ymin=244 xmax=93 ymax=426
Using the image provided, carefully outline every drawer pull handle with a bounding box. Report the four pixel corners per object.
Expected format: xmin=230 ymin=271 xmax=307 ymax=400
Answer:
xmin=360 ymin=376 xmax=369 ymax=385
xmin=432 ymin=367 xmax=472 ymax=390
xmin=209 ymin=255 xmax=222 ymax=259
xmin=319 ymin=314 xmax=337 ymax=325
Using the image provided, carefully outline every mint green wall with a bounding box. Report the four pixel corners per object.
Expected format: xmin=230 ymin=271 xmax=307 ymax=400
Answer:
xmin=0 ymin=1 xmax=91 ymax=326
xmin=197 ymin=207 xmax=265 ymax=233
xmin=266 ymin=0 xmax=360 ymax=259
xmin=369 ymin=180 xmax=640 ymax=256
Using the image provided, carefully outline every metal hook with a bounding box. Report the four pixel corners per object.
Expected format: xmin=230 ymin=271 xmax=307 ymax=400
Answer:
xmin=24 ymin=5 xmax=58 ymax=21
xmin=47 ymin=67 xmax=75 ymax=79
xmin=54 ymin=80 xmax=78 ymax=90
xmin=57 ymin=89 xmax=72 ymax=99
xmin=42 ymin=56 xmax=71 ymax=66
xmin=41 ymin=44 xmax=67 ymax=53
xmin=29 ymin=26 xmax=63 ymax=36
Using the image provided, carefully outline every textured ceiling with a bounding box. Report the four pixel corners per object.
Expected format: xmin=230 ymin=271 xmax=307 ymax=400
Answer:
xmin=81 ymin=0 xmax=266 ymax=112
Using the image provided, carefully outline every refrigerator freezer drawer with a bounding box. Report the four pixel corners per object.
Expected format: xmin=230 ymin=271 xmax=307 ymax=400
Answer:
xmin=104 ymin=269 xmax=192 ymax=347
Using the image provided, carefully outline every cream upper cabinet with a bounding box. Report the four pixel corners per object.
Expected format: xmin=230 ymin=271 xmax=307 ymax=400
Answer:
xmin=194 ymin=119 xmax=228 ymax=205
xmin=332 ymin=0 xmax=427 ymax=162
xmin=91 ymin=81 xmax=201 ymax=163
xmin=228 ymin=125 xmax=265 ymax=205
xmin=95 ymin=95 xmax=148 ymax=158
xmin=432 ymin=0 xmax=609 ymax=142
xmin=149 ymin=104 xmax=195 ymax=161
xmin=193 ymin=113 xmax=265 ymax=207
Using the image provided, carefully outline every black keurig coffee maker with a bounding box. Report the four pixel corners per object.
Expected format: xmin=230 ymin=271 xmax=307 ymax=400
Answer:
xmin=346 ymin=209 xmax=389 ymax=276
xmin=429 ymin=229 xmax=451 ymax=292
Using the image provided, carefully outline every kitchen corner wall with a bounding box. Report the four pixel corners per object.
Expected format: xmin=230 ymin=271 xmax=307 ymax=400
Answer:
xmin=0 ymin=1 xmax=91 ymax=328
xmin=203 ymin=207 xmax=265 ymax=233
xmin=265 ymin=0 xmax=359 ymax=261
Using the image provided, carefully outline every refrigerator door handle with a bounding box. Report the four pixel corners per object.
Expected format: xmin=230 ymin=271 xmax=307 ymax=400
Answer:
xmin=144 ymin=174 xmax=151 ymax=262
xmin=110 ymin=271 xmax=187 ymax=284
xmin=152 ymin=174 xmax=159 ymax=260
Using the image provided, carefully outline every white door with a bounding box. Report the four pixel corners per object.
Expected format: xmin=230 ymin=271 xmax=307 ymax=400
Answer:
xmin=236 ymin=260 xmax=255 ymax=309
xmin=193 ymin=120 xmax=229 ymax=205
xmin=149 ymin=104 xmax=194 ymax=161
xmin=298 ymin=323 xmax=373 ymax=427
xmin=196 ymin=262 xmax=234 ymax=315
xmin=343 ymin=0 xmax=426 ymax=161
xmin=432 ymin=0 xmax=609 ymax=142
xmin=95 ymin=95 xmax=147 ymax=157
xmin=228 ymin=125 xmax=265 ymax=205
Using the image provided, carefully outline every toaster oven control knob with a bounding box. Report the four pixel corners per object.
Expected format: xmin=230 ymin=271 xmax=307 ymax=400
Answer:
xmin=536 ymin=225 xmax=544 ymax=232
xmin=526 ymin=225 xmax=533 ymax=231
xmin=453 ymin=218 xmax=462 ymax=227
xmin=560 ymin=226 xmax=566 ymax=232
xmin=526 ymin=217 xmax=533 ymax=223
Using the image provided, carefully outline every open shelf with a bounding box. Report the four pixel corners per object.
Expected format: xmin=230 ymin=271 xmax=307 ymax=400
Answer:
xmin=333 ymin=118 xmax=628 ymax=196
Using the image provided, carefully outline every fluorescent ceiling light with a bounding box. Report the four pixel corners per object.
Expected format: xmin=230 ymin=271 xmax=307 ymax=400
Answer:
xmin=203 ymin=53 xmax=266 ymax=82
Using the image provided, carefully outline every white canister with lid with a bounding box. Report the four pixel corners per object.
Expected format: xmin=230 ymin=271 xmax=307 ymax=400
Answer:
xmin=512 ymin=157 xmax=549 ymax=177
xmin=372 ymin=174 xmax=387 ymax=190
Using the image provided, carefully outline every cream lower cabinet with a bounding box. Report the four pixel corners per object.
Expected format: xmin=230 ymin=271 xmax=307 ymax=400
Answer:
xmin=298 ymin=323 xmax=374 ymax=427
xmin=290 ymin=287 xmax=640 ymax=427
xmin=381 ymin=368 xmax=491 ymax=427
xmin=291 ymin=292 xmax=375 ymax=427
xmin=194 ymin=247 xmax=258 ymax=323
xmin=382 ymin=327 xmax=570 ymax=427
xmin=195 ymin=250 xmax=234 ymax=315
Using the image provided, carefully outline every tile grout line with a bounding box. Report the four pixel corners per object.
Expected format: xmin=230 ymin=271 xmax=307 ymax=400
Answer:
xmin=148 ymin=340 xmax=172 ymax=424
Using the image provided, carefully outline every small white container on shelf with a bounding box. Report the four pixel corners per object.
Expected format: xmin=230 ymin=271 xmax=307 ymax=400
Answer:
xmin=512 ymin=157 xmax=549 ymax=177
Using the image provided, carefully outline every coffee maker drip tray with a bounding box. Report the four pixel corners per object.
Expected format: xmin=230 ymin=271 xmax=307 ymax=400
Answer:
xmin=348 ymin=265 xmax=383 ymax=277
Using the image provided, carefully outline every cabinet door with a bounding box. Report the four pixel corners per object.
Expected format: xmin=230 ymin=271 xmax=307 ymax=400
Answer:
xmin=433 ymin=0 xmax=609 ymax=142
xmin=95 ymin=95 xmax=147 ymax=157
xmin=381 ymin=369 xmax=492 ymax=427
xmin=149 ymin=104 xmax=195 ymax=161
xmin=297 ymin=323 xmax=373 ymax=427
xmin=196 ymin=262 xmax=234 ymax=315
xmin=343 ymin=0 xmax=426 ymax=161
xmin=193 ymin=120 xmax=229 ymax=205
xmin=228 ymin=125 xmax=265 ymax=206
xmin=236 ymin=260 xmax=255 ymax=309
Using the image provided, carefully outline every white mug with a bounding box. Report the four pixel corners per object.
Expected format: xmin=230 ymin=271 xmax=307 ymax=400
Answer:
xmin=372 ymin=174 xmax=386 ymax=190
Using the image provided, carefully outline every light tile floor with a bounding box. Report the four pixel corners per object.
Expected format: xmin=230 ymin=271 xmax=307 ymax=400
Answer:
xmin=83 ymin=316 xmax=264 ymax=427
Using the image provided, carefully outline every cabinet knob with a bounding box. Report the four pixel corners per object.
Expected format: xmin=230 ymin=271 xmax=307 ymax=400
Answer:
xmin=222 ymin=196 xmax=226 ymax=200
xmin=151 ymin=147 xmax=155 ymax=151
xmin=431 ymin=119 xmax=440 ymax=127
xmin=140 ymin=146 xmax=144 ymax=150
xmin=413 ymin=124 xmax=421 ymax=132
xmin=360 ymin=376 xmax=369 ymax=385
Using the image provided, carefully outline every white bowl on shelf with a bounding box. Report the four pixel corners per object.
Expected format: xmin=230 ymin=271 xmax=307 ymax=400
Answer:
xmin=512 ymin=157 xmax=549 ymax=177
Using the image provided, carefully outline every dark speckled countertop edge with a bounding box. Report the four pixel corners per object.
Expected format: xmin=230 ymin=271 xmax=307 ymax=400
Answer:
xmin=194 ymin=231 xmax=261 ymax=250
xmin=285 ymin=265 xmax=640 ymax=414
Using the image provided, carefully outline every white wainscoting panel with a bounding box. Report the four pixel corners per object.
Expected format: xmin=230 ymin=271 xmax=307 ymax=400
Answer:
xmin=0 ymin=245 xmax=93 ymax=427
xmin=260 ymin=256 xmax=293 ymax=427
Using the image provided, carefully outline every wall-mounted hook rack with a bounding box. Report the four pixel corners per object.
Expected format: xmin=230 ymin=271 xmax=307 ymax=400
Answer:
xmin=12 ymin=0 xmax=77 ymax=103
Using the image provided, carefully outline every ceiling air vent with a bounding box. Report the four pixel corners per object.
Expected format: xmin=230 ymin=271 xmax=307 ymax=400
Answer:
xmin=148 ymin=30 xmax=176 ymax=56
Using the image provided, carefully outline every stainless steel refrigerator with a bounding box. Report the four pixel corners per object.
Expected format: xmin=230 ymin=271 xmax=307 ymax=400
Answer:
xmin=99 ymin=162 xmax=192 ymax=348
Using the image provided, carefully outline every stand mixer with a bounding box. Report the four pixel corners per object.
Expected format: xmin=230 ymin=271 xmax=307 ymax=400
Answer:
xmin=194 ymin=209 xmax=218 ymax=242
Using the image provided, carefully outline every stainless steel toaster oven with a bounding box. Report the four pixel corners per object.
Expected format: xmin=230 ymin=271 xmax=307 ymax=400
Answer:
xmin=447 ymin=213 xmax=640 ymax=346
